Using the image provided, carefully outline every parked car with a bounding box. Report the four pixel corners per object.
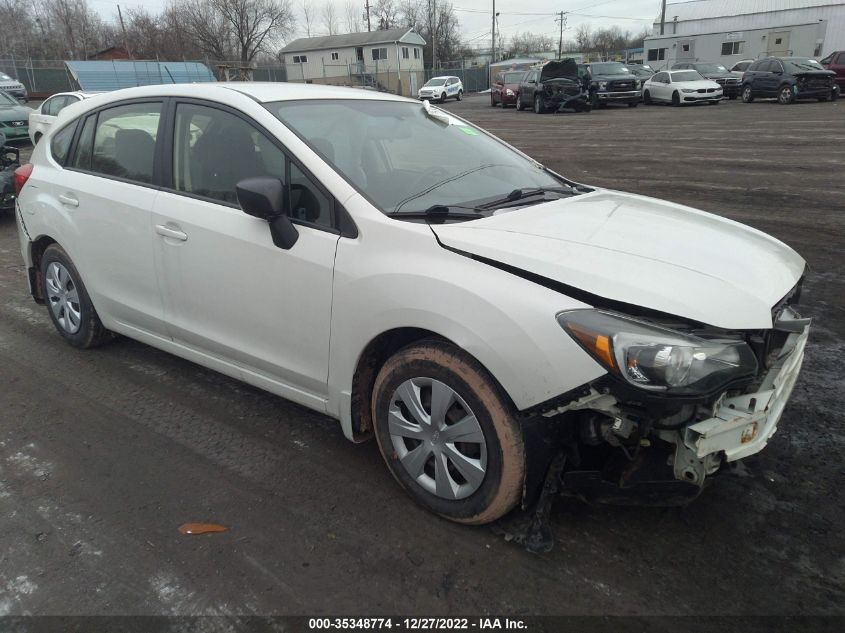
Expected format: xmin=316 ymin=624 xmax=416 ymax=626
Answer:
xmin=643 ymin=70 xmax=723 ymax=106
xmin=729 ymin=59 xmax=755 ymax=78
xmin=0 ymin=72 xmax=28 ymax=102
xmin=14 ymin=84 xmax=809 ymax=524
xmin=29 ymin=91 xmax=98 ymax=144
xmin=418 ymin=76 xmax=463 ymax=102
xmin=579 ymin=62 xmax=641 ymax=107
xmin=819 ymin=50 xmax=845 ymax=92
xmin=515 ymin=59 xmax=590 ymax=113
xmin=491 ymin=71 xmax=523 ymax=107
xmin=741 ymin=57 xmax=838 ymax=104
xmin=0 ymin=89 xmax=33 ymax=142
xmin=1 ymin=130 xmax=21 ymax=212
xmin=671 ymin=61 xmax=741 ymax=99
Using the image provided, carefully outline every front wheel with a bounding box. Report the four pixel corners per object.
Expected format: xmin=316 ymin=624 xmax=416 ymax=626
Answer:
xmin=490 ymin=94 xmax=496 ymax=107
xmin=372 ymin=341 xmax=525 ymax=524
xmin=778 ymin=85 xmax=795 ymax=105
xmin=440 ymin=92 xmax=447 ymax=103
xmin=628 ymin=101 xmax=638 ymax=108
xmin=742 ymin=85 xmax=754 ymax=103
xmin=832 ymin=88 xmax=839 ymax=102
xmin=40 ymin=244 xmax=112 ymax=348
xmin=515 ymin=94 xmax=523 ymax=110
xmin=708 ymin=99 xmax=719 ymax=105
xmin=533 ymin=94 xmax=544 ymax=114
xmin=671 ymin=91 xmax=680 ymax=106
xmin=643 ymin=90 xmax=652 ymax=105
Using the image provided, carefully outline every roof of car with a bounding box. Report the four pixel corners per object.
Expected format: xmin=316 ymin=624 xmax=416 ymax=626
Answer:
xmin=428 ymin=76 xmax=458 ymax=80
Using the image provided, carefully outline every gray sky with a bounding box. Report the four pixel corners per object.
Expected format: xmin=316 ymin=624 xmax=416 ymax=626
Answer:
xmin=88 ymin=0 xmax=660 ymax=49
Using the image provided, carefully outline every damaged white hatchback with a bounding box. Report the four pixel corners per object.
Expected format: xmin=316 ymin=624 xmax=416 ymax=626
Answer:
xmin=14 ymin=84 xmax=808 ymax=529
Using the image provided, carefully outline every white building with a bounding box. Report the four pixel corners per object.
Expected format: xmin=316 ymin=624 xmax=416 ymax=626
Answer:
xmin=280 ymin=27 xmax=426 ymax=96
xmin=644 ymin=0 xmax=845 ymax=69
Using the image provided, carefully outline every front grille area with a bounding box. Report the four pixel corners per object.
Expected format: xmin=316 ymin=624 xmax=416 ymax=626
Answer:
xmin=609 ymin=80 xmax=635 ymax=91
xmin=1 ymin=120 xmax=26 ymax=128
xmin=696 ymin=88 xmax=718 ymax=93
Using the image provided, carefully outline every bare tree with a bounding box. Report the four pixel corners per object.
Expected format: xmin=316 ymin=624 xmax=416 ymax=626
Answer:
xmin=342 ymin=0 xmax=361 ymax=33
xmin=181 ymin=0 xmax=235 ymax=60
xmin=321 ymin=1 xmax=338 ymax=35
xmin=301 ymin=0 xmax=315 ymax=37
xmin=371 ymin=0 xmax=398 ymax=30
xmin=506 ymin=32 xmax=555 ymax=58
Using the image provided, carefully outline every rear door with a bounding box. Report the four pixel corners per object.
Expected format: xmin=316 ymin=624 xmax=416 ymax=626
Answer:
xmin=151 ymin=99 xmax=340 ymax=406
xmin=49 ymin=100 xmax=166 ymax=335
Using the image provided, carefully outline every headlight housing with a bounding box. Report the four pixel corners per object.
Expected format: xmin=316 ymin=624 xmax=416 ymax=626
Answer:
xmin=558 ymin=310 xmax=757 ymax=396
xmin=506 ymin=88 xmax=514 ymax=96
xmin=598 ymin=81 xmax=607 ymax=90
xmin=682 ymin=88 xmax=696 ymax=93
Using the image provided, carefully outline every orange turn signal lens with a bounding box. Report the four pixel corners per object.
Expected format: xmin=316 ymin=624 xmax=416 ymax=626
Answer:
xmin=565 ymin=322 xmax=616 ymax=370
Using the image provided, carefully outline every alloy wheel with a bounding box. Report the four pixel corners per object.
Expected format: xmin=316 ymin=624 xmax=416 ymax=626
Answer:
xmin=388 ymin=377 xmax=487 ymax=500
xmin=45 ymin=262 xmax=82 ymax=334
xmin=778 ymin=86 xmax=794 ymax=104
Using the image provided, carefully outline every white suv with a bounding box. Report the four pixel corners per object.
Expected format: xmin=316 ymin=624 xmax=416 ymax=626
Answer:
xmin=418 ymin=76 xmax=463 ymax=102
xmin=14 ymin=84 xmax=809 ymax=523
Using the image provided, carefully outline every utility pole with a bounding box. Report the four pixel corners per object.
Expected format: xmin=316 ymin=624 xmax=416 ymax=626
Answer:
xmin=430 ymin=0 xmax=438 ymax=69
xmin=365 ymin=0 xmax=371 ymax=32
xmin=117 ymin=4 xmax=133 ymax=60
xmin=491 ymin=0 xmax=495 ymax=64
xmin=555 ymin=11 xmax=567 ymax=59
xmin=660 ymin=0 xmax=667 ymax=35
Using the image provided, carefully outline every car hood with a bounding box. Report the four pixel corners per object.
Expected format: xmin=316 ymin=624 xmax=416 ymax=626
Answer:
xmin=0 ymin=104 xmax=32 ymax=118
xmin=672 ymin=79 xmax=721 ymax=89
xmin=593 ymin=72 xmax=635 ymax=81
xmin=540 ymin=59 xmax=579 ymax=81
xmin=701 ymin=72 xmax=732 ymax=79
xmin=430 ymin=190 xmax=805 ymax=330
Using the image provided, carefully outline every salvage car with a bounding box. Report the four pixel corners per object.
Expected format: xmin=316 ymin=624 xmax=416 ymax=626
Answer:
xmin=643 ymin=70 xmax=723 ymax=105
xmin=671 ymin=61 xmax=741 ymax=99
xmin=819 ymin=50 xmax=845 ymax=91
xmin=742 ymin=57 xmax=839 ymax=104
xmin=515 ymin=59 xmax=590 ymax=113
xmin=418 ymin=76 xmax=463 ymax=102
xmin=29 ymin=91 xmax=98 ymax=144
xmin=491 ymin=71 xmax=523 ymax=107
xmin=14 ymin=84 xmax=809 ymax=525
xmin=0 ymin=72 xmax=28 ymax=101
xmin=0 ymin=89 xmax=32 ymax=141
xmin=580 ymin=61 xmax=641 ymax=107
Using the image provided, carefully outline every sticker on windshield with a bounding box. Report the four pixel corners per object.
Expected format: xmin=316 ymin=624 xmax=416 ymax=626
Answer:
xmin=458 ymin=127 xmax=479 ymax=136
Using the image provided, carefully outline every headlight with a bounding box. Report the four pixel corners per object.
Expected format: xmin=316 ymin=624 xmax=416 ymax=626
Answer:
xmin=682 ymin=88 xmax=696 ymax=93
xmin=633 ymin=80 xmax=640 ymax=88
xmin=506 ymin=88 xmax=514 ymax=96
xmin=598 ymin=81 xmax=607 ymax=90
xmin=557 ymin=310 xmax=757 ymax=395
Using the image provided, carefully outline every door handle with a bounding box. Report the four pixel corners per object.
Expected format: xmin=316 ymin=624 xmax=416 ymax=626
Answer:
xmin=155 ymin=224 xmax=188 ymax=241
xmin=58 ymin=193 xmax=79 ymax=207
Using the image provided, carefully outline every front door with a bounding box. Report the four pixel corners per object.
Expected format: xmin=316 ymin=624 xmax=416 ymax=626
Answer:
xmin=151 ymin=100 xmax=339 ymax=407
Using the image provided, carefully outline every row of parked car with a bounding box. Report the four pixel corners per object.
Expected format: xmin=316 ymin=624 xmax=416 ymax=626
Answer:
xmin=490 ymin=55 xmax=843 ymax=113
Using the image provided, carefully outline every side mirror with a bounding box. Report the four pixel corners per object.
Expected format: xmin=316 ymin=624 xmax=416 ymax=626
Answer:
xmin=236 ymin=177 xmax=299 ymax=250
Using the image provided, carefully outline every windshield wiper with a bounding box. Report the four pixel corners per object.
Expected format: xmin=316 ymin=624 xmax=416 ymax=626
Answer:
xmin=476 ymin=186 xmax=575 ymax=210
xmin=389 ymin=204 xmax=483 ymax=220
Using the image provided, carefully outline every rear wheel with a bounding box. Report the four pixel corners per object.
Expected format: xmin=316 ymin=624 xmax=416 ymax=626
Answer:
xmin=40 ymin=244 xmax=112 ymax=349
xmin=372 ymin=340 xmax=525 ymax=524
xmin=742 ymin=85 xmax=754 ymax=103
xmin=671 ymin=91 xmax=680 ymax=106
xmin=456 ymin=90 xmax=463 ymax=101
xmin=778 ymin=85 xmax=795 ymax=104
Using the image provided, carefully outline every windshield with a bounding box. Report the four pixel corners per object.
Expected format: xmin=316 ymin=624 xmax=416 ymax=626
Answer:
xmin=501 ymin=72 xmax=523 ymax=84
xmin=783 ymin=58 xmax=825 ymax=72
xmin=671 ymin=71 xmax=703 ymax=82
xmin=0 ymin=73 xmax=13 ymax=81
xmin=590 ymin=62 xmax=630 ymax=75
xmin=268 ymin=99 xmax=565 ymax=216
xmin=0 ymin=90 xmax=18 ymax=106
xmin=695 ymin=64 xmax=728 ymax=74
xmin=424 ymin=78 xmax=447 ymax=86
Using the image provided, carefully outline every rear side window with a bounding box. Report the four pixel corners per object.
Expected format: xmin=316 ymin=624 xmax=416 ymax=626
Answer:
xmin=70 ymin=114 xmax=96 ymax=171
xmin=43 ymin=96 xmax=67 ymax=116
xmin=50 ymin=123 xmax=76 ymax=165
xmin=91 ymin=102 xmax=162 ymax=184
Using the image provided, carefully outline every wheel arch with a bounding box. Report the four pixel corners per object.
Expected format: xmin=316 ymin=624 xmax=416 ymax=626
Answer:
xmin=28 ymin=234 xmax=59 ymax=303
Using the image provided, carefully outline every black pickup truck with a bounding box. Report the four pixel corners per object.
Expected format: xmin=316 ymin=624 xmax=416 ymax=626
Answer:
xmin=579 ymin=61 xmax=642 ymax=108
xmin=515 ymin=59 xmax=591 ymax=113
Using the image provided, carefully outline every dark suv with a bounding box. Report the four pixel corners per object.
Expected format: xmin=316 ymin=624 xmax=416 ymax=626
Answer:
xmin=671 ymin=61 xmax=740 ymax=99
xmin=741 ymin=57 xmax=839 ymax=104
xmin=579 ymin=62 xmax=641 ymax=107
xmin=515 ymin=59 xmax=590 ymax=113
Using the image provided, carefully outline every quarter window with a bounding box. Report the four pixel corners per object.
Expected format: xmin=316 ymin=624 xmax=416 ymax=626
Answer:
xmin=70 ymin=114 xmax=96 ymax=170
xmin=90 ymin=102 xmax=161 ymax=184
xmin=50 ymin=123 xmax=76 ymax=165
xmin=43 ymin=96 xmax=68 ymax=116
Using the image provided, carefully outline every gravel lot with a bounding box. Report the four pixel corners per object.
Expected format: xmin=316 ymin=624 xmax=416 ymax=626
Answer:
xmin=0 ymin=94 xmax=843 ymax=617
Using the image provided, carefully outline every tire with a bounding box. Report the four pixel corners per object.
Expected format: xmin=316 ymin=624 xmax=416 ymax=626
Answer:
xmin=778 ymin=85 xmax=795 ymax=105
xmin=371 ymin=340 xmax=525 ymax=525
xmin=490 ymin=94 xmax=496 ymax=107
xmin=456 ymin=90 xmax=463 ymax=101
xmin=533 ymin=94 xmax=544 ymax=114
xmin=832 ymin=89 xmax=839 ymax=102
xmin=742 ymin=85 xmax=754 ymax=103
xmin=440 ymin=92 xmax=447 ymax=103
xmin=515 ymin=94 xmax=523 ymax=110
xmin=643 ymin=90 xmax=652 ymax=105
xmin=628 ymin=102 xmax=638 ymax=108
xmin=708 ymin=99 xmax=719 ymax=105
xmin=590 ymin=92 xmax=599 ymax=109
xmin=671 ymin=91 xmax=680 ymax=107
xmin=40 ymin=244 xmax=112 ymax=349
xmin=729 ymin=95 xmax=738 ymax=100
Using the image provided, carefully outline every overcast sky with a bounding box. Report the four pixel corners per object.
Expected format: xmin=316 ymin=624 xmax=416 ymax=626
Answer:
xmin=87 ymin=0 xmax=660 ymax=48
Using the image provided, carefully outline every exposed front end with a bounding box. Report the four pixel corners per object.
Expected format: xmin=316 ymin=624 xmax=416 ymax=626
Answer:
xmin=592 ymin=78 xmax=642 ymax=104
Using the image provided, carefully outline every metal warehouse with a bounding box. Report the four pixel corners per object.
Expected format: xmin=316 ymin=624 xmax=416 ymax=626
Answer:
xmin=644 ymin=0 xmax=845 ymax=69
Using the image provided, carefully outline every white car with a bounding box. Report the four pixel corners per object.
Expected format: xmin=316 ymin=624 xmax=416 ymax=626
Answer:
xmin=28 ymin=91 xmax=98 ymax=144
xmin=14 ymin=84 xmax=809 ymax=524
xmin=418 ymin=76 xmax=463 ymax=102
xmin=643 ymin=70 xmax=723 ymax=105
xmin=0 ymin=71 xmax=27 ymax=101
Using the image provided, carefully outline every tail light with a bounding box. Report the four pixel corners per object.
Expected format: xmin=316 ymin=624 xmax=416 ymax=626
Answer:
xmin=14 ymin=163 xmax=33 ymax=196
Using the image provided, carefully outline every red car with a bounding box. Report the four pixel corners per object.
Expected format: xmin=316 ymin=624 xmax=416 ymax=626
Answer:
xmin=820 ymin=51 xmax=845 ymax=91
xmin=491 ymin=71 xmax=525 ymax=107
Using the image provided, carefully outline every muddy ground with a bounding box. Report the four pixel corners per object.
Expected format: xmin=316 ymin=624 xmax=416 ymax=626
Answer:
xmin=0 ymin=95 xmax=843 ymax=617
